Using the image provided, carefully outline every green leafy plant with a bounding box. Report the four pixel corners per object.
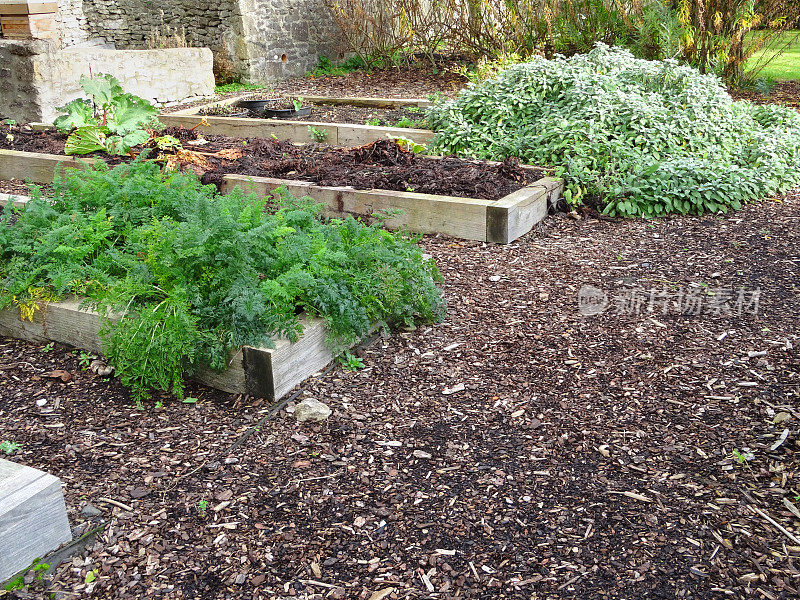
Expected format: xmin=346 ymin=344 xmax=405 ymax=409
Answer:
xmin=306 ymin=55 xmax=369 ymax=78
xmin=0 ymin=440 xmax=21 ymax=455
xmin=308 ymin=126 xmax=329 ymax=143
xmin=392 ymin=116 xmax=426 ymax=129
xmin=732 ymin=448 xmax=755 ymax=465
xmin=0 ymin=160 xmax=444 ymax=402
xmin=428 ymin=44 xmax=800 ymax=217
xmin=292 ymin=97 xmax=304 ymax=112
xmin=76 ymin=350 xmax=96 ymax=370
xmin=54 ymin=74 xmax=160 ymax=156
xmin=214 ymin=82 xmax=267 ymax=94
xmin=389 ymin=135 xmax=428 ymax=154
xmin=339 ymin=350 xmax=365 ymax=371
xmin=3 ymin=559 xmax=49 ymax=591
xmin=198 ymin=499 xmax=208 ymax=517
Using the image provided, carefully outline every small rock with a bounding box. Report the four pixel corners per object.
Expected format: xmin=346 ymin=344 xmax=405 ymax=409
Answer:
xmin=36 ymin=399 xmax=47 ymax=407
xmin=224 ymin=457 xmax=239 ymax=465
xmin=81 ymin=504 xmax=103 ymax=518
xmin=294 ymin=399 xmax=332 ymax=423
xmin=488 ymin=275 xmax=501 ymax=282
xmin=413 ymin=450 xmax=432 ymax=459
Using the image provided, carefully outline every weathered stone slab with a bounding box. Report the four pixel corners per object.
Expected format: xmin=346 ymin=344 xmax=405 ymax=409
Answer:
xmin=0 ymin=459 xmax=71 ymax=582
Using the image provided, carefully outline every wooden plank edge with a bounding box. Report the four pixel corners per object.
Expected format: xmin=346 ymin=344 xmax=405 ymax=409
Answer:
xmin=0 ymin=192 xmax=30 ymax=208
xmin=220 ymin=174 xmax=492 ymax=241
xmin=486 ymin=177 xmax=564 ymax=244
xmin=0 ymin=299 xmax=333 ymax=401
xmin=157 ymin=113 xmax=435 ymax=146
xmin=0 ymin=148 xmax=94 ymax=184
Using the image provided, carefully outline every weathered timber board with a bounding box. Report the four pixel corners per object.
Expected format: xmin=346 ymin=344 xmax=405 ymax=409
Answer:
xmin=0 ymin=459 xmax=72 ymax=582
xmin=0 ymin=299 xmax=334 ymax=400
xmin=221 ymin=174 xmax=492 ymax=241
xmin=0 ymin=149 xmax=93 ymax=184
xmin=486 ymin=177 xmax=564 ymax=244
xmin=0 ymin=192 xmax=29 ymax=208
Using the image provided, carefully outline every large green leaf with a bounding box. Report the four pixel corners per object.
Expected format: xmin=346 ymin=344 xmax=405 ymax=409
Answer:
xmin=105 ymin=129 xmax=151 ymax=155
xmin=106 ymin=95 xmax=158 ymax=135
xmin=64 ymin=126 xmax=108 ymax=155
xmin=79 ymin=74 xmax=123 ymax=109
xmin=53 ymin=99 xmax=97 ymax=133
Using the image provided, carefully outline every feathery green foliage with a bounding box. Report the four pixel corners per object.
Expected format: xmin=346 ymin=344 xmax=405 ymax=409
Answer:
xmin=0 ymin=160 xmax=444 ymax=401
xmin=427 ymin=44 xmax=800 ymax=217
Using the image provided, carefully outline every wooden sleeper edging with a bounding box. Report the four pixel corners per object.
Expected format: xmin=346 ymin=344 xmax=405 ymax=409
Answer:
xmin=0 ymin=148 xmax=562 ymax=243
xmin=0 ymin=298 xmax=338 ymax=401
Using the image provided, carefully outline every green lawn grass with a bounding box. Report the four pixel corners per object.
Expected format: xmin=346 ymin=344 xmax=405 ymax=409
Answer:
xmin=214 ymin=82 xmax=267 ymax=95
xmin=746 ymin=30 xmax=800 ymax=81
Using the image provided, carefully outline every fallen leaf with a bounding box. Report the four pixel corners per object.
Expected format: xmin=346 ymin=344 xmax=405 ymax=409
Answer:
xmin=45 ymin=370 xmax=71 ymax=382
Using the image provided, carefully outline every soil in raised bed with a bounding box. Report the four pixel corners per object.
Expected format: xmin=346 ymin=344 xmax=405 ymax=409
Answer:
xmin=0 ymin=178 xmax=47 ymax=196
xmin=199 ymin=102 xmax=427 ymax=127
xmin=0 ymin=124 xmax=544 ymax=201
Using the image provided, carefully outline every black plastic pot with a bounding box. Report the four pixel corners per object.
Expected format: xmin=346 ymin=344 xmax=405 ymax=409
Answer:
xmin=235 ymin=98 xmax=312 ymax=119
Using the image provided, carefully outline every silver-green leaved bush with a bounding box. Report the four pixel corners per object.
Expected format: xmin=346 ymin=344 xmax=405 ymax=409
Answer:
xmin=427 ymin=44 xmax=800 ymax=217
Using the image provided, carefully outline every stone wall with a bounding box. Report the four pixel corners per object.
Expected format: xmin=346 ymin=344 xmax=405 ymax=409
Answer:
xmin=0 ymin=40 xmax=214 ymax=123
xmin=0 ymin=40 xmax=44 ymax=123
xmin=44 ymin=0 xmax=343 ymax=82
xmin=238 ymin=0 xmax=343 ymax=81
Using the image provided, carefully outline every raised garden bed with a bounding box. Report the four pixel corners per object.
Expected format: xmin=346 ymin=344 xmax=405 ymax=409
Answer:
xmin=162 ymin=94 xmax=434 ymax=146
xmin=0 ymin=298 xmax=338 ymax=400
xmin=0 ymin=128 xmax=562 ymax=243
xmin=0 ymin=159 xmax=438 ymax=402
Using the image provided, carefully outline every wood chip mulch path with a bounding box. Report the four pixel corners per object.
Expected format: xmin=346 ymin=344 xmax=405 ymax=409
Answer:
xmin=730 ymin=81 xmax=800 ymax=111
xmin=1 ymin=191 xmax=799 ymax=599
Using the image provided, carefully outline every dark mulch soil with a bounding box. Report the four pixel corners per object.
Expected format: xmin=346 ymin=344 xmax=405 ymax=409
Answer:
xmin=2 ymin=188 xmax=799 ymax=599
xmin=0 ymin=178 xmax=40 ymax=196
xmin=730 ymin=81 xmax=800 ymax=111
xmin=0 ymin=125 xmax=541 ymax=201
xmin=199 ymin=102 xmax=425 ymax=127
